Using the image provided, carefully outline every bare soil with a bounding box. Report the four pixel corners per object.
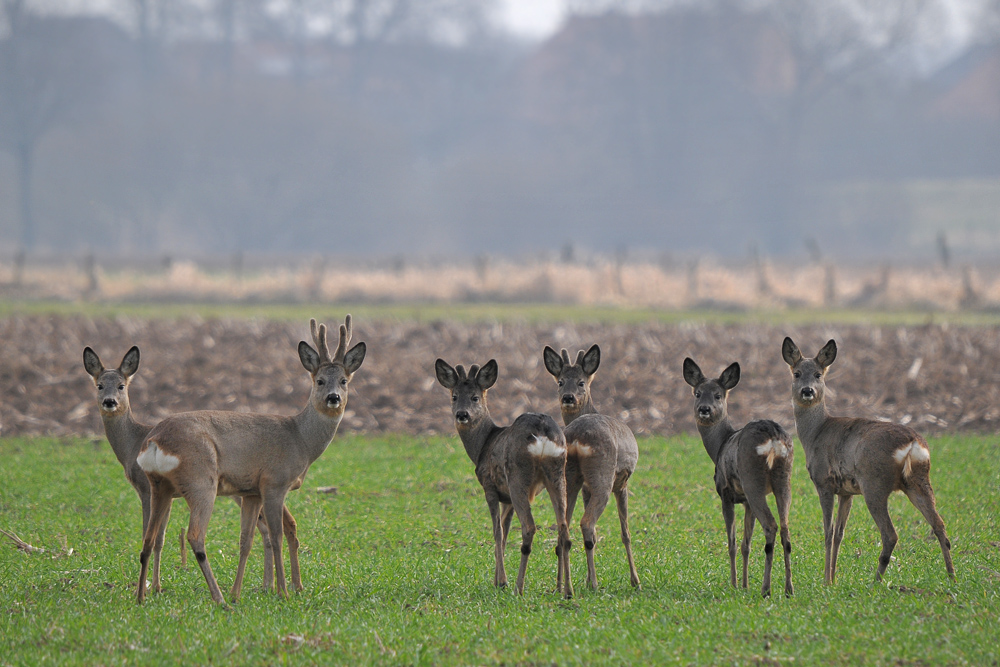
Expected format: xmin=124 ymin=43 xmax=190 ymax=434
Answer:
xmin=2 ymin=315 xmax=999 ymax=438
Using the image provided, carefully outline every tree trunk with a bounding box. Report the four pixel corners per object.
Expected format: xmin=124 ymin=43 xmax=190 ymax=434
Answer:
xmin=15 ymin=142 xmax=35 ymax=250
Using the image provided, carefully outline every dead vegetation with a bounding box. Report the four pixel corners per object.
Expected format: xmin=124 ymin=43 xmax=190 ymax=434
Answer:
xmin=1 ymin=315 xmax=998 ymax=439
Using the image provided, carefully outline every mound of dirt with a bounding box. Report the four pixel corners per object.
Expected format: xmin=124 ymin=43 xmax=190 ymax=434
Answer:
xmin=1 ymin=315 xmax=999 ymax=438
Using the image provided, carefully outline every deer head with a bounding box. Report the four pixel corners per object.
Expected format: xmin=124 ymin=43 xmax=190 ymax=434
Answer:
xmin=543 ymin=344 xmax=600 ymax=421
xmin=782 ymin=337 xmax=836 ymax=409
xmin=297 ymin=316 xmax=366 ymax=418
xmin=84 ymin=346 xmax=140 ymax=418
xmin=682 ymin=357 xmax=740 ymax=427
xmin=435 ymin=358 xmax=498 ymax=430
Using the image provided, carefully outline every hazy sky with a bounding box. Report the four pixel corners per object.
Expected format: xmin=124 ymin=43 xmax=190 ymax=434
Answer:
xmin=499 ymin=0 xmax=566 ymax=38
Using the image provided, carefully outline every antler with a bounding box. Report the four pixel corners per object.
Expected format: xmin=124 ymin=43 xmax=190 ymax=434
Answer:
xmin=455 ymin=364 xmax=468 ymax=381
xmin=560 ymin=348 xmax=571 ymax=365
xmin=333 ymin=314 xmax=353 ymax=362
xmin=575 ymin=350 xmax=586 ymax=366
xmin=309 ymin=318 xmax=332 ymax=363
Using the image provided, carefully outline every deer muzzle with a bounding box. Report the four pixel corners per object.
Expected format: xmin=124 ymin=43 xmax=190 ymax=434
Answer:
xmin=800 ymin=387 xmax=816 ymax=401
xmin=326 ymin=393 xmax=342 ymax=408
xmin=102 ymin=398 xmax=119 ymax=411
xmin=561 ymin=394 xmax=577 ymax=406
xmin=455 ymin=410 xmax=470 ymax=424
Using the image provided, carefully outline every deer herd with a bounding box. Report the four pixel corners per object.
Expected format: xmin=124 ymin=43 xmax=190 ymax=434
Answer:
xmin=80 ymin=315 xmax=955 ymax=605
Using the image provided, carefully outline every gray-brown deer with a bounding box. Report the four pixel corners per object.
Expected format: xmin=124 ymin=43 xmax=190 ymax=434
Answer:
xmin=683 ymin=357 xmax=794 ymax=597
xmin=542 ymin=345 xmax=640 ymax=590
xmin=782 ymin=338 xmax=955 ymax=583
xmin=435 ymin=358 xmax=574 ymax=598
xmin=83 ymin=346 xmax=296 ymax=595
xmin=134 ymin=316 xmax=365 ymax=604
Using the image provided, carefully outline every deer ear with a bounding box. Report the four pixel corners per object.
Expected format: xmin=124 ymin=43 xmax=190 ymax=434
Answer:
xmin=782 ymin=337 xmax=802 ymax=367
xmin=542 ymin=346 xmax=563 ymax=377
xmin=581 ymin=344 xmax=601 ymax=376
xmin=719 ymin=362 xmax=740 ymax=391
xmin=119 ymin=346 xmax=140 ymax=378
xmin=299 ymin=341 xmax=321 ymax=374
xmin=682 ymin=357 xmax=705 ymax=387
xmin=343 ymin=342 xmax=366 ymax=374
xmin=435 ymin=359 xmax=458 ymax=389
xmin=816 ymin=339 xmax=837 ymax=369
xmin=83 ymin=347 xmax=104 ymax=379
xmin=477 ymin=359 xmax=499 ymax=390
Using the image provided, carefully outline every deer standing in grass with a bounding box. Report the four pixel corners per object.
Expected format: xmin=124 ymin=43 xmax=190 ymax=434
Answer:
xmin=542 ymin=345 xmax=640 ymax=590
xmin=83 ymin=346 xmax=296 ymax=595
xmin=135 ymin=316 xmax=365 ymax=604
xmin=782 ymin=338 xmax=955 ymax=584
xmin=683 ymin=358 xmax=794 ymax=597
xmin=435 ymin=358 xmax=574 ymax=598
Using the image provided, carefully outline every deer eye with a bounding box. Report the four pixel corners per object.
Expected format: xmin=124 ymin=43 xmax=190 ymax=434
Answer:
xmin=340 ymin=378 xmax=348 ymax=386
xmin=557 ymin=380 xmax=563 ymax=387
xmin=97 ymin=384 xmax=104 ymax=390
xmin=694 ymin=391 xmax=701 ymax=398
xmin=118 ymin=385 xmax=125 ymax=391
xmin=471 ymin=395 xmax=479 ymax=402
xmin=715 ymin=394 xmax=721 ymax=400
xmin=578 ymin=381 xmax=585 ymax=388
xmin=451 ymin=394 xmax=457 ymax=402
xmin=814 ymin=373 xmax=822 ymax=379
xmin=793 ymin=372 xmax=801 ymax=379
xmin=317 ymin=379 xmax=325 ymax=386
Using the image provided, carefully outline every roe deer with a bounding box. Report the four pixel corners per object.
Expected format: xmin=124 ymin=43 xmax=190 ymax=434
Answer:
xmin=782 ymin=338 xmax=955 ymax=583
xmin=84 ymin=346 xmax=295 ymax=594
xmin=135 ymin=316 xmax=366 ymax=604
xmin=683 ymin=358 xmax=794 ymax=597
xmin=542 ymin=344 xmax=640 ymax=590
xmin=435 ymin=358 xmax=573 ymax=598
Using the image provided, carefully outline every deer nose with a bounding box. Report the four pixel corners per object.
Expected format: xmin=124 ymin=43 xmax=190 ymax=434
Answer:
xmin=697 ymin=406 xmax=712 ymax=418
xmin=455 ymin=410 xmax=470 ymax=424
xmin=102 ymin=398 xmax=118 ymax=409
xmin=801 ymin=387 xmax=816 ymax=400
xmin=561 ymin=394 xmax=576 ymax=405
xmin=326 ymin=392 xmax=342 ymax=407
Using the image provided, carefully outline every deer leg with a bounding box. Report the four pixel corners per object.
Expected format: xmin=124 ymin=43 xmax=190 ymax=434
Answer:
xmin=485 ymin=494 xmax=507 ymax=588
xmin=230 ymin=495 xmax=263 ymax=602
xmin=262 ymin=489 xmax=290 ymax=598
xmin=137 ymin=481 xmax=174 ymax=604
xmin=904 ymin=481 xmax=955 ymax=579
xmin=544 ymin=467 xmax=573 ymax=599
xmin=772 ymin=482 xmax=794 ymax=597
xmin=558 ymin=472 xmax=583 ymax=593
xmin=282 ymin=506 xmax=302 ymax=592
xmin=743 ymin=487 xmax=778 ymax=598
xmin=579 ymin=480 xmax=611 ymax=592
xmin=500 ymin=503 xmax=514 ymax=552
xmin=721 ymin=497 xmax=737 ymax=588
xmin=151 ymin=502 xmax=172 ymax=593
xmin=862 ymin=489 xmax=898 ymax=582
xmin=740 ymin=505 xmax=755 ymax=590
xmin=185 ymin=486 xmax=226 ymax=605
xmin=830 ymin=495 xmax=853 ymax=584
xmin=614 ymin=484 xmax=640 ymax=588
xmin=817 ymin=490 xmax=836 ymax=584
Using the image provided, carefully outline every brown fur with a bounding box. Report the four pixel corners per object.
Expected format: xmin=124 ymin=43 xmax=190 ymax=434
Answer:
xmin=134 ymin=316 xmax=366 ymax=604
xmin=543 ymin=344 xmax=641 ymax=590
xmin=782 ymin=337 xmax=955 ymax=584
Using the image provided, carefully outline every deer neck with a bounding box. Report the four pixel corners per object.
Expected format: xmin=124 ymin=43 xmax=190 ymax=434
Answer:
xmin=293 ymin=401 xmax=345 ymax=463
xmin=562 ymin=396 xmax=597 ymax=426
xmin=101 ymin=408 xmax=150 ymax=469
xmin=697 ymin=416 xmax=736 ymax=465
xmin=793 ymin=398 xmax=829 ymax=447
xmin=457 ymin=414 xmax=501 ymax=466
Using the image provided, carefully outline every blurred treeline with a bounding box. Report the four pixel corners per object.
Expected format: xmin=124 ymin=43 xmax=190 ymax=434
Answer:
xmin=1 ymin=0 xmax=998 ymax=259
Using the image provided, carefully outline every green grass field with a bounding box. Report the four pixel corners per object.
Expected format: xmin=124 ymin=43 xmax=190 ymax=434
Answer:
xmin=1 ymin=433 xmax=997 ymax=666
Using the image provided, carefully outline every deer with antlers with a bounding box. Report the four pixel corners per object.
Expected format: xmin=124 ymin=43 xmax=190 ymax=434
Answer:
xmin=683 ymin=357 xmax=795 ymax=597
xmin=83 ymin=346 xmax=298 ymax=596
xmin=542 ymin=344 xmax=640 ymax=590
xmin=134 ymin=316 xmax=365 ymax=604
xmin=435 ymin=358 xmax=574 ymax=598
xmin=782 ymin=337 xmax=954 ymax=583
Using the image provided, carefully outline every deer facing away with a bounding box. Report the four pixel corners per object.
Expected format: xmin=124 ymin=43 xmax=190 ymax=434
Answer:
xmin=542 ymin=344 xmax=640 ymax=590
xmin=135 ymin=316 xmax=365 ymax=604
xmin=782 ymin=338 xmax=954 ymax=583
xmin=83 ymin=346 xmax=296 ymax=595
xmin=435 ymin=358 xmax=574 ymax=598
xmin=683 ymin=358 xmax=794 ymax=597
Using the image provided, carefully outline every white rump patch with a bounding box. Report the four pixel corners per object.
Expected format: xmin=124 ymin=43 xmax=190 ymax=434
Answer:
xmin=137 ymin=441 xmax=180 ymax=475
xmin=894 ymin=441 xmax=930 ymax=478
xmin=527 ymin=435 xmax=566 ymax=458
xmin=567 ymin=441 xmax=594 ymax=457
xmin=755 ymin=439 xmax=789 ymax=470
